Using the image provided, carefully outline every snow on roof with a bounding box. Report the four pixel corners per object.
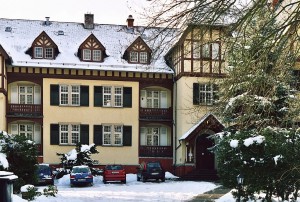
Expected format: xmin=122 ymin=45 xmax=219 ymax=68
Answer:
xmin=0 ymin=18 xmax=176 ymax=73
xmin=179 ymin=113 xmax=221 ymax=140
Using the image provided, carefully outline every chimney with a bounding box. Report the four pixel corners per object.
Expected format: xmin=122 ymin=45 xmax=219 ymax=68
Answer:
xmin=45 ymin=17 xmax=50 ymax=26
xmin=127 ymin=15 xmax=134 ymax=28
xmin=84 ymin=13 xmax=94 ymax=29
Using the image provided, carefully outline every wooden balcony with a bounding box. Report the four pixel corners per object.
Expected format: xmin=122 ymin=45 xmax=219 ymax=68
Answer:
xmin=139 ymin=107 xmax=172 ymax=121
xmin=7 ymin=104 xmax=42 ymax=117
xmin=139 ymin=146 xmax=173 ymax=157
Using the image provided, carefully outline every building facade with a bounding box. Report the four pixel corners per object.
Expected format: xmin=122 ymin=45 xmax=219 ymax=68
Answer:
xmin=0 ymin=14 xmax=227 ymax=179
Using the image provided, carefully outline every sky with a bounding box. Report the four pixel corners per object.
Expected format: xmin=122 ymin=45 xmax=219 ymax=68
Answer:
xmin=0 ymin=0 xmax=151 ymax=26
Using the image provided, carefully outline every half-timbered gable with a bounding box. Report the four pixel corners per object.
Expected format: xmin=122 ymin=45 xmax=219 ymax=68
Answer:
xmin=78 ymin=34 xmax=106 ymax=62
xmin=26 ymin=31 xmax=59 ymax=59
xmin=124 ymin=36 xmax=152 ymax=64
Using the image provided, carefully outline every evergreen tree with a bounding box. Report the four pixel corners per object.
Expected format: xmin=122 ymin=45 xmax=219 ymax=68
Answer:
xmin=214 ymin=6 xmax=300 ymax=202
xmin=0 ymin=131 xmax=38 ymax=192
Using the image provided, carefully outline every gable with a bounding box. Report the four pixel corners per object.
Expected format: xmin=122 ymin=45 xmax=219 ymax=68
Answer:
xmin=126 ymin=36 xmax=152 ymax=53
xmin=79 ymin=34 xmax=105 ymax=50
xmin=32 ymin=31 xmax=58 ymax=48
xmin=78 ymin=34 xmax=106 ymax=62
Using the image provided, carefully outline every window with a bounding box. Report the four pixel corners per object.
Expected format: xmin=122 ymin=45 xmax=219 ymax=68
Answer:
xmin=93 ymin=50 xmax=101 ymax=61
xmin=19 ymin=86 xmax=33 ymax=104
xmin=103 ymin=86 xmax=123 ymax=107
xmin=130 ymin=52 xmax=138 ymax=62
xmin=83 ymin=49 xmax=91 ymax=60
xmin=45 ymin=48 xmax=53 ymax=58
xmin=59 ymin=85 xmax=80 ymax=106
xmin=103 ymin=125 xmax=123 ymax=146
xmin=34 ymin=47 xmax=43 ymax=58
xmin=193 ymin=83 xmax=218 ymax=105
xmin=19 ymin=124 xmax=33 ymax=140
xmin=59 ymin=124 xmax=80 ymax=145
xmin=146 ymin=127 xmax=159 ymax=146
xmin=147 ymin=91 xmax=159 ymax=108
xmin=129 ymin=51 xmax=149 ymax=63
xmin=192 ymin=42 xmax=220 ymax=59
xmin=140 ymin=127 xmax=168 ymax=146
xmin=139 ymin=52 xmax=148 ymax=63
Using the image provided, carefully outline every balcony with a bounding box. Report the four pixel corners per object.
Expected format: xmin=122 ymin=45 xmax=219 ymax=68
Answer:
xmin=139 ymin=146 xmax=173 ymax=157
xmin=7 ymin=104 xmax=42 ymax=117
xmin=139 ymin=107 xmax=172 ymax=121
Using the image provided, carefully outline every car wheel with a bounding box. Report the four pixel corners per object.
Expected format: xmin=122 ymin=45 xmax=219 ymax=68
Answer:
xmin=137 ymin=175 xmax=140 ymax=181
xmin=141 ymin=175 xmax=147 ymax=182
xmin=103 ymin=180 xmax=107 ymax=184
xmin=161 ymin=178 xmax=165 ymax=182
xmin=122 ymin=180 xmax=126 ymax=184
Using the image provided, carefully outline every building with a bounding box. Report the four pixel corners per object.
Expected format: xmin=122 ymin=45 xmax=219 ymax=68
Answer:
xmin=0 ymin=14 xmax=227 ymax=179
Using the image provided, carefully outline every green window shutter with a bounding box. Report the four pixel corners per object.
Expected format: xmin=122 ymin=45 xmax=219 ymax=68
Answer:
xmin=94 ymin=86 xmax=103 ymax=107
xmin=80 ymin=124 xmax=89 ymax=145
xmin=123 ymin=126 xmax=132 ymax=146
xmin=50 ymin=124 xmax=59 ymax=145
xmin=50 ymin=85 xmax=59 ymax=106
xmin=80 ymin=86 xmax=89 ymax=106
xmin=93 ymin=125 xmax=103 ymax=146
xmin=123 ymin=87 xmax=132 ymax=108
xmin=193 ymin=83 xmax=199 ymax=105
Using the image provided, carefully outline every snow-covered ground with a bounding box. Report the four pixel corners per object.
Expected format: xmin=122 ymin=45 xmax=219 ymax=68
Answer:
xmin=13 ymin=172 xmax=225 ymax=202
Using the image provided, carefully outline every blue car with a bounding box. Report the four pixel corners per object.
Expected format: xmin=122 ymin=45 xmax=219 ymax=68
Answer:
xmin=36 ymin=164 xmax=54 ymax=185
xmin=70 ymin=165 xmax=93 ymax=187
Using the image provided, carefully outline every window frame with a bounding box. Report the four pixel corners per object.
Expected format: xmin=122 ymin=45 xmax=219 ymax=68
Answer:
xmin=34 ymin=47 xmax=43 ymax=58
xmin=19 ymin=86 xmax=34 ymax=104
xmin=198 ymin=84 xmax=214 ymax=105
xmin=59 ymin=85 xmax=80 ymax=106
xmin=129 ymin=51 xmax=138 ymax=63
xmin=83 ymin=49 xmax=92 ymax=61
xmin=139 ymin=52 xmax=148 ymax=63
xmin=93 ymin=50 xmax=102 ymax=61
xmin=45 ymin=47 xmax=54 ymax=59
xmin=102 ymin=86 xmax=123 ymax=107
xmin=19 ymin=124 xmax=34 ymax=140
xmin=102 ymin=124 xmax=123 ymax=146
xmin=59 ymin=124 xmax=81 ymax=145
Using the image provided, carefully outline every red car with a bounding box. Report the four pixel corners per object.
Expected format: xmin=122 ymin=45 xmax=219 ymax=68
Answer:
xmin=103 ymin=164 xmax=126 ymax=184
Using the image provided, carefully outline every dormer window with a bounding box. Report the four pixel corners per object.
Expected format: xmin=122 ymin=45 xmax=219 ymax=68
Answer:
xmin=125 ymin=36 xmax=152 ymax=65
xmin=27 ymin=31 xmax=59 ymax=59
xmin=79 ymin=34 xmax=106 ymax=62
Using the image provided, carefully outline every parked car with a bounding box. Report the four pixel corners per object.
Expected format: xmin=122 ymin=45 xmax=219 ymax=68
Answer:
xmin=136 ymin=161 xmax=165 ymax=182
xmin=35 ymin=164 xmax=55 ymax=185
xmin=103 ymin=164 xmax=126 ymax=184
xmin=70 ymin=165 xmax=93 ymax=187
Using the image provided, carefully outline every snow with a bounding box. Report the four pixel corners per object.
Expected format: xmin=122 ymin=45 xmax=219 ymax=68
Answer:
xmin=13 ymin=172 xmax=219 ymax=202
xmin=230 ymin=139 xmax=239 ymax=148
xmin=0 ymin=152 xmax=8 ymax=168
xmin=273 ymin=155 xmax=283 ymax=165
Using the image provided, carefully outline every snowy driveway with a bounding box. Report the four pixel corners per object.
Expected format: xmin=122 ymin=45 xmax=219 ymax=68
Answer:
xmin=18 ymin=173 xmax=219 ymax=202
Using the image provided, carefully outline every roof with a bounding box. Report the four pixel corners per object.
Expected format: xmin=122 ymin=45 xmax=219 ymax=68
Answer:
xmin=0 ymin=18 xmax=177 ymax=73
xmin=179 ymin=113 xmax=224 ymax=140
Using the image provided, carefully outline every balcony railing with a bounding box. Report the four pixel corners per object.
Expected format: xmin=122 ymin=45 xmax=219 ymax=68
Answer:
xmin=139 ymin=146 xmax=173 ymax=157
xmin=139 ymin=107 xmax=172 ymax=120
xmin=7 ymin=104 xmax=42 ymax=117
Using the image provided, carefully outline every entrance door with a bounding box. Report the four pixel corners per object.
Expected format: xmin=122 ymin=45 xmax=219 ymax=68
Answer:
xmin=196 ymin=134 xmax=215 ymax=169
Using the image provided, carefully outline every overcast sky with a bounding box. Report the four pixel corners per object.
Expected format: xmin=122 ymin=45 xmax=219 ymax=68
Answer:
xmin=0 ymin=0 xmax=150 ymax=26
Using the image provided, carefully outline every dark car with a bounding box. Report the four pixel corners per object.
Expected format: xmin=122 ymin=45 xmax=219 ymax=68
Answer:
xmin=70 ymin=165 xmax=93 ymax=187
xmin=136 ymin=161 xmax=165 ymax=182
xmin=103 ymin=164 xmax=126 ymax=184
xmin=35 ymin=164 xmax=55 ymax=185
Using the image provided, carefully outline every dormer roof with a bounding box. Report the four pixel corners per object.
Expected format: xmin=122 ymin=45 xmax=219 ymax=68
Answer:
xmin=0 ymin=18 xmax=176 ymax=74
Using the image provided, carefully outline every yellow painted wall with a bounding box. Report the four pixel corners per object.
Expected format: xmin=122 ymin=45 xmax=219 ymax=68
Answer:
xmin=43 ymin=78 xmax=139 ymax=165
xmin=0 ymin=93 xmax=6 ymax=131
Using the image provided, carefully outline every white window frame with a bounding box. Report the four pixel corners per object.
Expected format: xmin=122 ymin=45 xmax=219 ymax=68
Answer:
xmin=146 ymin=127 xmax=159 ymax=146
xmin=102 ymin=125 xmax=123 ymax=146
xmin=199 ymin=84 xmax=214 ymax=105
xmin=103 ymin=86 xmax=123 ymax=107
xmin=59 ymin=85 xmax=80 ymax=106
xmin=19 ymin=86 xmax=33 ymax=104
xmin=83 ymin=49 xmax=91 ymax=60
xmin=139 ymin=52 xmax=148 ymax=63
xmin=59 ymin=124 xmax=80 ymax=145
xmin=146 ymin=90 xmax=159 ymax=108
xmin=34 ymin=47 xmax=43 ymax=58
xmin=129 ymin=51 xmax=138 ymax=62
xmin=45 ymin=48 xmax=54 ymax=59
xmin=19 ymin=124 xmax=34 ymax=140
xmin=93 ymin=50 xmax=102 ymax=61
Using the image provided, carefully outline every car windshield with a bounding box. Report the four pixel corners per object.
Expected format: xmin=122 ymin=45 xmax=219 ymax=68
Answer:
xmin=148 ymin=162 xmax=161 ymax=168
xmin=38 ymin=165 xmax=52 ymax=175
xmin=72 ymin=167 xmax=90 ymax=173
xmin=106 ymin=165 xmax=123 ymax=170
